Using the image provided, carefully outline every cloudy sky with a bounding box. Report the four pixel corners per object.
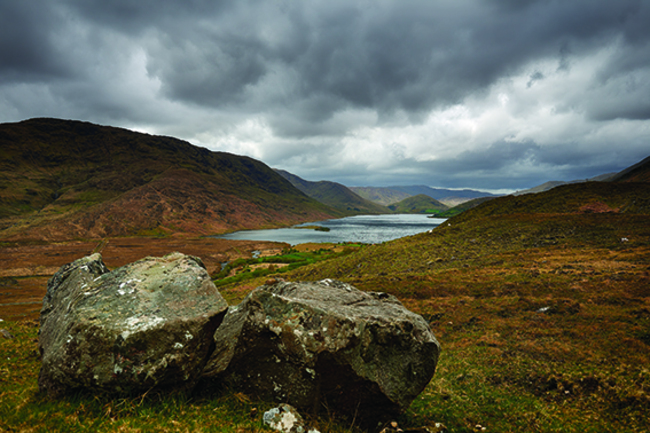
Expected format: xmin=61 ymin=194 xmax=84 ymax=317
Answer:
xmin=2 ymin=0 xmax=649 ymax=192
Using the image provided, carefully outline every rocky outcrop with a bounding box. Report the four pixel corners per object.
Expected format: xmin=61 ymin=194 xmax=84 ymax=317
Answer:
xmin=38 ymin=252 xmax=228 ymax=396
xmin=202 ymin=278 xmax=440 ymax=424
xmin=38 ymin=254 xmax=440 ymax=424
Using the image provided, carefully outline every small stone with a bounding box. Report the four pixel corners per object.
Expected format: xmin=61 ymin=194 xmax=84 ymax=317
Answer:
xmin=1 ymin=329 xmax=15 ymax=339
xmin=263 ymin=404 xmax=319 ymax=433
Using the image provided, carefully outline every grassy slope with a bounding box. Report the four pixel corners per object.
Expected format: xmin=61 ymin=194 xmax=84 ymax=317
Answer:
xmin=609 ymin=155 xmax=650 ymax=183
xmin=388 ymin=194 xmax=449 ymax=214
xmin=449 ymin=182 xmax=650 ymax=221
xmin=0 ymin=118 xmax=337 ymax=240
xmin=0 ymin=320 xmax=363 ymax=433
xmin=277 ymin=181 xmax=650 ymax=432
xmin=436 ymin=196 xmax=496 ymax=218
xmin=2 ymin=156 xmax=649 ymax=431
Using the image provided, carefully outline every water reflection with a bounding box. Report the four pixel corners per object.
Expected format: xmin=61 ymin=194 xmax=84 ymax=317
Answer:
xmin=214 ymin=214 xmax=446 ymax=245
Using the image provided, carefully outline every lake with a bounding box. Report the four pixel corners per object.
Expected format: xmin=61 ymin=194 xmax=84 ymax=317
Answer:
xmin=214 ymin=214 xmax=446 ymax=245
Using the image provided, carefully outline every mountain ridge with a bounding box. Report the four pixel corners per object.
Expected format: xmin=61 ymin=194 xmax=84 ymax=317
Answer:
xmin=351 ymin=185 xmax=500 ymax=206
xmin=274 ymin=169 xmax=388 ymax=215
xmin=0 ymin=118 xmax=338 ymax=241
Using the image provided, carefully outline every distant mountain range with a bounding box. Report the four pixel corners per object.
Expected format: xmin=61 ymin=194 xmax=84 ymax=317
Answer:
xmin=0 ymin=118 xmax=339 ymax=241
xmin=274 ymin=170 xmax=387 ymax=215
xmin=351 ymin=185 xmax=501 ymax=207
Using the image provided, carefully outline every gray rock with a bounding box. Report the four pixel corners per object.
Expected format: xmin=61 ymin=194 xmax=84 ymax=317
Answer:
xmin=38 ymin=252 xmax=228 ymax=396
xmin=263 ymin=404 xmax=320 ymax=433
xmin=202 ymin=278 xmax=440 ymax=423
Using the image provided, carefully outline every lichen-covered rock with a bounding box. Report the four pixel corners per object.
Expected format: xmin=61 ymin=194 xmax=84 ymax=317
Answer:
xmin=263 ymin=404 xmax=320 ymax=433
xmin=202 ymin=279 xmax=440 ymax=423
xmin=38 ymin=252 xmax=228 ymax=396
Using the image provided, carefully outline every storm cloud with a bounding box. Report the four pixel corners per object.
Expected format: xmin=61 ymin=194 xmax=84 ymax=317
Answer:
xmin=1 ymin=0 xmax=649 ymax=191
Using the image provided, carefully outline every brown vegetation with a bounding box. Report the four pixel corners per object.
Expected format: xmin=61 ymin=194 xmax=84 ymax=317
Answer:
xmin=0 ymin=118 xmax=338 ymax=241
xmin=0 ymin=237 xmax=287 ymax=321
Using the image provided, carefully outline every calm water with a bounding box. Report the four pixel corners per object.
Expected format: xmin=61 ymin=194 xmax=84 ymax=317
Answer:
xmin=215 ymin=214 xmax=446 ymax=245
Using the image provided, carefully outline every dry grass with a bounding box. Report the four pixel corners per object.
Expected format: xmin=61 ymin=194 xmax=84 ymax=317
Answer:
xmin=1 ymin=210 xmax=649 ymax=432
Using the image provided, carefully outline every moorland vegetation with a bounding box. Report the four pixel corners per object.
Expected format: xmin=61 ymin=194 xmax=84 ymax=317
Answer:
xmin=1 ymin=118 xmax=649 ymax=432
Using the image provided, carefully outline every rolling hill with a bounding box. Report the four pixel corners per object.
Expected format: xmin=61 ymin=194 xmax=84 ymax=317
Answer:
xmin=0 ymin=118 xmax=338 ymax=241
xmin=450 ymin=180 xmax=650 ymax=224
xmin=275 ymin=156 xmax=650 ymax=432
xmin=434 ymin=196 xmax=497 ymax=218
xmin=609 ymin=155 xmax=650 ymax=183
xmin=512 ymin=172 xmax=616 ymax=196
xmin=387 ymin=194 xmax=449 ymax=214
xmin=274 ymin=169 xmax=388 ymax=215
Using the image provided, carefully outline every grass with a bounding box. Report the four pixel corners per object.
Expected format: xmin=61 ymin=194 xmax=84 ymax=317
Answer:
xmin=211 ymin=244 xmax=360 ymax=295
xmin=1 ymin=193 xmax=649 ymax=431
xmin=279 ymin=212 xmax=650 ymax=432
xmin=0 ymin=321 xmax=366 ymax=433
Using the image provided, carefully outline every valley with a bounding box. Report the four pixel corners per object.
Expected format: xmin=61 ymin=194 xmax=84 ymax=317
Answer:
xmin=1 ymin=118 xmax=649 ymax=432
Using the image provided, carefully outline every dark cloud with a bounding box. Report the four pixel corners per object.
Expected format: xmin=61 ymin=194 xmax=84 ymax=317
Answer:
xmin=0 ymin=2 xmax=70 ymax=81
xmin=1 ymin=0 xmax=649 ymax=191
xmin=56 ymin=0 xmax=648 ymax=121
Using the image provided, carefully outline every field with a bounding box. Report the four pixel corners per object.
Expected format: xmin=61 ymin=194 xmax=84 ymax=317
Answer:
xmin=1 ymin=209 xmax=649 ymax=432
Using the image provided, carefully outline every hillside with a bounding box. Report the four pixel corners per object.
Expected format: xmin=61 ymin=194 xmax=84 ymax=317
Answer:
xmin=610 ymin=155 xmax=650 ymax=183
xmin=512 ymin=172 xmax=616 ymax=196
xmin=0 ymin=118 xmax=338 ymax=241
xmin=3 ymin=154 xmax=650 ymax=432
xmin=272 ymin=176 xmax=650 ymax=432
xmin=387 ymin=194 xmax=448 ymax=214
xmin=450 ymin=181 xmax=650 ymax=224
xmin=275 ymin=169 xmax=388 ymax=215
xmin=435 ymin=196 xmax=496 ymax=218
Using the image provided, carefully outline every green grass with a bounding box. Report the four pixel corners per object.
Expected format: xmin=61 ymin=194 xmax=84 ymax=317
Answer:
xmin=0 ymin=321 xmax=366 ymax=433
xmin=2 ymin=180 xmax=650 ymax=432
xmin=212 ymin=246 xmax=358 ymax=288
xmin=279 ymin=211 xmax=650 ymax=432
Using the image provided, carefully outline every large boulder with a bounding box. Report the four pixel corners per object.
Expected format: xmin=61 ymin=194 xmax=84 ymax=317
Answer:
xmin=202 ymin=278 xmax=440 ymax=423
xmin=39 ymin=252 xmax=228 ymax=396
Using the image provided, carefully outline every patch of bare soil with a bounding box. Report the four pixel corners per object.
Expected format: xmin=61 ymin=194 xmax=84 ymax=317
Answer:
xmin=0 ymin=237 xmax=288 ymax=321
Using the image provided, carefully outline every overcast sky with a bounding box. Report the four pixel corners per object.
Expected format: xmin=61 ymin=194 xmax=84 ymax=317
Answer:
xmin=2 ymin=0 xmax=649 ymax=192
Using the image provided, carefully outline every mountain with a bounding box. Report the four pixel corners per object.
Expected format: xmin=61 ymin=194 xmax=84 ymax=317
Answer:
xmin=278 ymin=156 xmax=650 ymax=433
xmin=435 ymin=196 xmax=497 ymax=218
xmin=0 ymin=118 xmax=338 ymax=241
xmin=348 ymin=187 xmax=412 ymax=206
xmin=351 ymin=185 xmax=500 ymax=206
xmin=609 ymin=155 xmax=650 ymax=183
xmin=387 ymin=194 xmax=449 ymax=214
xmin=451 ymin=181 xmax=650 ymax=224
xmin=511 ymin=155 xmax=649 ymax=196
xmin=512 ymin=172 xmax=618 ymax=196
xmin=274 ymin=170 xmax=388 ymax=215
